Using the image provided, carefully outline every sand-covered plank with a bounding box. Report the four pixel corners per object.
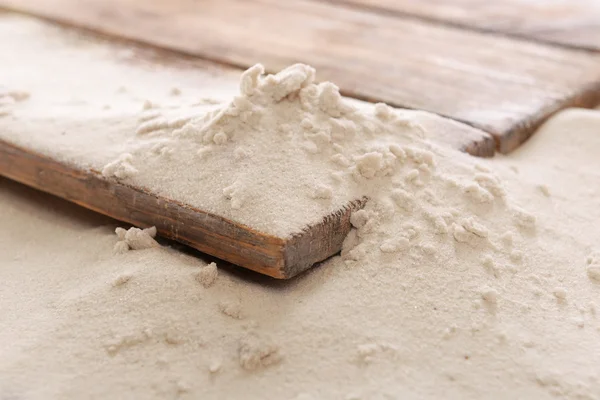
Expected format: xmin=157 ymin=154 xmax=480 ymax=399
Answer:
xmin=2 ymin=0 xmax=600 ymax=152
xmin=0 ymin=15 xmax=494 ymax=277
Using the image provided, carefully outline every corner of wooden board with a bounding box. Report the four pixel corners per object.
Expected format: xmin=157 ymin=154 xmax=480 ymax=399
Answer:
xmin=279 ymin=197 xmax=368 ymax=279
xmin=461 ymin=131 xmax=496 ymax=158
xmin=483 ymin=80 xmax=600 ymax=154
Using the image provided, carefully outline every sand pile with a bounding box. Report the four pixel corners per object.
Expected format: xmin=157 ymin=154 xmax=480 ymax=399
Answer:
xmin=98 ymin=64 xmax=540 ymax=288
xmin=98 ymin=63 xmax=437 ymax=237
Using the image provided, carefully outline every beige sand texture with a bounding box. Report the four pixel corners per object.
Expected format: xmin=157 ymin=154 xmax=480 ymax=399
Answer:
xmin=2 ymin=13 xmax=600 ymax=400
xmin=0 ymin=16 xmax=492 ymax=239
xmin=1 ymin=107 xmax=600 ymax=399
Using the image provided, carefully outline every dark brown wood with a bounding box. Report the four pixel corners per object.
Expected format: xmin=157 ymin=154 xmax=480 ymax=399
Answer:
xmin=2 ymin=0 xmax=600 ymax=153
xmin=0 ymin=138 xmax=365 ymax=279
xmin=333 ymin=0 xmax=600 ymax=52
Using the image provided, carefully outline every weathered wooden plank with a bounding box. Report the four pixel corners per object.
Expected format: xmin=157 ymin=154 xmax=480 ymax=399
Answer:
xmin=0 ymin=12 xmax=493 ymax=161
xmin=0 ymin=138 xmax=369 ymax=279
xmin=334 ymin=0 xmax=600 ymax=52
xmin=2 ymin=0 xmax=600 ymax=152
xmin=0 ymin=15 xmax=495 ymax=278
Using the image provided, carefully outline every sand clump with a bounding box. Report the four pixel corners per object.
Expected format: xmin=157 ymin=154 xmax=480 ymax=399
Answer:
xmin=195 ymin=262 xmax=219 ymax=288
xmin=114 ymin=226 xmax=159 ymax=252
xmin=238 ymin=332 xmax=282 ymax=371
xmin=208 ymin=357 xmax=223 ymax=374
xmin=0 ymin=88 xmax=30 ymax=117
xmin=586 ymin=252 xmax=600 ymax=282
xmin=101 ymin=153 xmax=138 ymax=179
xmin=219 ymin=300 xmax=243 ymax=319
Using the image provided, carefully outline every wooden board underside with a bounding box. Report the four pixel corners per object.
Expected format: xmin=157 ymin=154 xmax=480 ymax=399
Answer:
xmin=334 ymin=0 xmax=600 ymax=52
xmin=2 ymin=0 xmax=600 ymax=153
xmin=0 ymin=139 xmax=366 ymax=279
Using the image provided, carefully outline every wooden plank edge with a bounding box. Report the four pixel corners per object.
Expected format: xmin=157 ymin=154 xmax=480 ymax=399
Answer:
xmin=458 ymin=133 xmax=495 ymax=157
xmin=283 ymin=197 xmax=368 ymax=278
xmin=411 ymin=113 xmax=496 ymax=158
xmin=490 ymin=80 xmax=600 ymax=154
xmin=0 ymin=139 xmax=365 ymax=278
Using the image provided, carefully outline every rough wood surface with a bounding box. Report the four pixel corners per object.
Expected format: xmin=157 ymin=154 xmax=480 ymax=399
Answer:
xmin=2 ymin=0 xmax=600 ymax=152
xmin=0 ymin=14 xmax=496 ymax=279
xmin=334 ymin=0 xmax=600 ymax=51
xmin=0 ymin=139 xmax=367 ymax=279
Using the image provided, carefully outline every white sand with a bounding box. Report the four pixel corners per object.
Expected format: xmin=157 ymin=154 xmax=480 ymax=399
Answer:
xmin=2 ymin=15 xmax=600 ymax=400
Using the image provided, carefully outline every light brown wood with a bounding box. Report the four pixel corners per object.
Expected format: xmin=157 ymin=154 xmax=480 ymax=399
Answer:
xmin=0 ymin=138 xmax=367 ymax=279
xmin=334 ymin=0 xmax=600 ymax=52
xmin=2 ymin=0 xmax=600 ymax=153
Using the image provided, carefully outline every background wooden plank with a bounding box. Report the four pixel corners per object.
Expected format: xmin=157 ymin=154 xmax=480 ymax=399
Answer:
xmin=2 ymin=0 xmax=600 ymax=153
xmin=333 ymin=0 xmax=600 ymax=52
xmin=0 ymin=12 xmax=494 ymax=159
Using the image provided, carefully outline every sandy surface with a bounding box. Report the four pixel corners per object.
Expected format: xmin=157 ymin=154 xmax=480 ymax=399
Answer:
xmin=1 ymin=108 xmax=600 ymax=399
xmin=2 ymin=12 xmax=600 ymax=400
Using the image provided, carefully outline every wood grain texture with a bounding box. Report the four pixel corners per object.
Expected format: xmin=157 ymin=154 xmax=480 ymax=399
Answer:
xmin=333 ymin=0 xmax=600 ymax=51
xmin=0 ymin=139 xmax=365 ymax=279
xmin=2 ymin=0 xmax=600 ymax=152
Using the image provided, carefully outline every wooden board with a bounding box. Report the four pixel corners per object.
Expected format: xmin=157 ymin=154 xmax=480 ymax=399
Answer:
xmin=2 ymin=0 xmax=600 ymax=152
xmin=0 ymin=14 xmax=494 ymax=279
xmin=0 ymin=139 xmax=366 ymax=279
xmin=334 ymin=0 xmax=600 ymax=52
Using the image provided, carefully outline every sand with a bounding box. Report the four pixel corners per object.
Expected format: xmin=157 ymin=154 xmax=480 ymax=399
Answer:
xmin=2 ymin=14 xmax=600 ymax=400
xmin=2 ymin=106 xmax=600 ymax=398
